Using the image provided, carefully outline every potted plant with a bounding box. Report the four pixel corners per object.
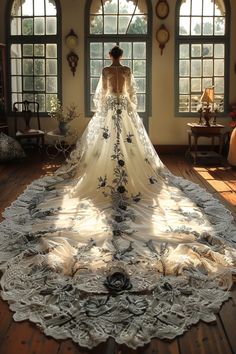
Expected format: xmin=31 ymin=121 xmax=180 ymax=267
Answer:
xmin=48 ymin=97 xmax=78 ymax=135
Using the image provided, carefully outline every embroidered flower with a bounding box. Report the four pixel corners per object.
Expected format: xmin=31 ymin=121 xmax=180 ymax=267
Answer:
xmin=104 ymin=271 xmax=132 ymax=294
xmin=118 ymin=159 xmax=125 ymax=167
xmin=102 ymin=127 xmax=110 ymax=139
xmin=98 ymin=176 xmax=107 ymax=188
xmin=126 ymin=133 xmax=134 ymax=143
xmin=149 ymin=176 xmax=158 ymax=185
xmin=117 ymin=185 xmax=126 ymax=194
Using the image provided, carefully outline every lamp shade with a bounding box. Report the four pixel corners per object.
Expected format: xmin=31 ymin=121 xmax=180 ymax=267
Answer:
xmin=200 ymin=87 xmax=214 ymax=104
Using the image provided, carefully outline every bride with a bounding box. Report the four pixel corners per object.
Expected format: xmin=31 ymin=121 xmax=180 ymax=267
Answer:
xmin=0 ymin=45 xmax=236 ymax=349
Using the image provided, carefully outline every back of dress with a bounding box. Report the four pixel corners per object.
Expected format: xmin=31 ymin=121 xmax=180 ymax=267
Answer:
xmin=102 ymin=65 xmax=131 ymax=96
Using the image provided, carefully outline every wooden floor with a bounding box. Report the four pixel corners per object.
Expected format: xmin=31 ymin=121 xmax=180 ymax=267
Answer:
xmin=0 ymin=152 xmax=236 ymax=354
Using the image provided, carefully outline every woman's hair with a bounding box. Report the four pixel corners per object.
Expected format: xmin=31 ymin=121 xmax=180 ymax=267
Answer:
xmin=109 ymin=45 xmax=123 ymax=59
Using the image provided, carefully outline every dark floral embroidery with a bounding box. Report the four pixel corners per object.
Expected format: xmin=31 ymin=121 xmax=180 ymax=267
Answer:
xmin=104 ymin=271 xmax=132 ymax=294
xmin=98 ymin=176 xmax=107 ymax=188
xmin=102 ymin=127 xmax=110 ymax=140
xmin=149 ymin=176 xmax=158 ymax=184
xmin=126 ymin=133 xmax=134 ymax=144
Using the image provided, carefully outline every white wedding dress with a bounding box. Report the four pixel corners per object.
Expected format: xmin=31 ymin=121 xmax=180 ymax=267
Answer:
xmin=0 ymin=66 xmax=236 ymax=349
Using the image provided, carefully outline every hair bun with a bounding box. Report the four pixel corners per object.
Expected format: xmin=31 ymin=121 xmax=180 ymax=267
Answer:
xmin=109 ymin=45 xmax=123 ymax=59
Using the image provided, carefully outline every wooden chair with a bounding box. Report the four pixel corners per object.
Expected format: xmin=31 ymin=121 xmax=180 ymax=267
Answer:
xmin=13 ymin=100 xmax=45 ymax=152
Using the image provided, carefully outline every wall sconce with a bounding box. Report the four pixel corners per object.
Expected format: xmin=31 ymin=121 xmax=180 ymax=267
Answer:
xmin=65 ymin=29 xmax=79 ymax=76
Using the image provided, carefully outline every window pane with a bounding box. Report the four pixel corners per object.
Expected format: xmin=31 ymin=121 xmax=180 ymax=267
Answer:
xmin=46 ymin=0 xmax=57 ymax=15
xmin=179 ymin=95 xmax=190 ymax=112
xmin=191 ymin=78 xmax=201 ymax=92
xmin=46 ymin=77 xmax=57 ymax=93
xmin=179 ymin=78 xmax=189 ymax=94
xmin=191 ymin=44 xmax=201 ymax=57
xmin=202 ymin=78 xmax=213 ymax=89
xmin=46 ymin=94 xmax=57 ymax=111
xmin=104 ymin=16 xmax=117 ymax=34
xmin=34 ymin=44 xmax=45 ymax=57
xmin=11 ymin=18 xmax=21 ymax=35
xmin=91 ymin=78 xmax=99 ymax=94
xmin=203 ymin=17 xmax=213 ymax=35
xmin=179 ymin=17 xmax=190 ymax=35
xmin=11 ymin=59 xmax=22 ymax=75
xmin=135 ymin=78 xmax=146 ymax=93
xmin=214 ymin=17 xmax=225 ymax=35
xmin=118 ymin=16 xmax=131 ymax=34
xmin=34 ymin=59 xmax=45 ymax=75
xmin=119 ymin=42 xmax=132 ymax=59
xmin=35 ymin=94 xmax=45 ymax=111
xmin=22 ymin=18 xmax=33 ymax=35
xmin=203 ymin=44 xmax=213 ymax=57
xmin=180 ymin=0 xmax=190 ymax=16
xmin=90 ymin=43 xmax=103 ymax=58
xmin=191 ymin=17 xmax=201 ymax=35
xmin=90 ymin=15 xmax=103 ymax=34
xmin=46 ymin=44 xmax=57 ymax=58
xmin=46 ymin=59 xmax=57 ymax=75
xmin=191 ymin=0 xmax=202 ymax=15
xmin=34 ymin=17 xmax=45 ymax=35
xmin=23 ymin=59 xmax=33 ymax=75
xmin=127 ymin=15 xmax=147 ymax=34
xmin=103 ymin=0 xmax=118 ymax=14
xmin=12 ymin=76 xmax=22 ymax=92
xmin=191 ymin=60 xmax=201 ymax=77
xmin=11 ymin=44 xmax=21 ymax=58
xmin=203 ymin=0 xmax=214 ymax=16
xmin=137 ymin=94 xmax=145 ymax=112
xmin=179 ymin=60 xmax=190 ymax=76
xmin=180 ymin=44 xmax=189 ymax=59
xmin=22 ymin=0 xmax=33 ymax=16
xmin=23 ymin=44 xmax=33 ymax=57
xmin=23 ymin=76 xmax=33 ymax=90
xmin=133 ymin=43 xmax=146 ymax=59
xmin=46 ymin=17 xmax=57 ymax=35
xmin=203 ymin=59 xmax=213 ymax=76
xmin=35 ymin=77 xmax=45 ymax=91
xmin=133 ymin=60 xmax=146 ymax=76
xmin=34 ymin=0 xmax=45 ymax=16
xmin=104 ymin=43 xmax=116 ymax=58
xmin=214 ymin=44 xmax=224 ymax=58
xmin=191 ymin=95 xmax=200 ymax=112
xmin=214 ymin=59 xmax=224 ymax=76
xmin=214 ymin=77 xmax=224 ymax=93
xmin=90 ymin=60 xmax=103 ymax=76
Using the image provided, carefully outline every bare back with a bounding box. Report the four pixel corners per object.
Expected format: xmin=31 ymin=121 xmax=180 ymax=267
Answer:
xmin=102 ymin=65 xmax=131 ymax=96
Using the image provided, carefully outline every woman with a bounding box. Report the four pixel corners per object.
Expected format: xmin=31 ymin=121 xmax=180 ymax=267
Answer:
xmin=0 ymin=46 xmax=236 ymax=349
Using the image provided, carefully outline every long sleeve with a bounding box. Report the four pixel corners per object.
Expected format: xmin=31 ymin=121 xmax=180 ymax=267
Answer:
xmin=126 ymin=71 xmax=138 ymax=111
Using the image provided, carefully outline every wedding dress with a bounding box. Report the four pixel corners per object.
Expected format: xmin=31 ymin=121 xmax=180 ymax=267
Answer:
xmin=0 ymin=65 xmax=236 ymax=349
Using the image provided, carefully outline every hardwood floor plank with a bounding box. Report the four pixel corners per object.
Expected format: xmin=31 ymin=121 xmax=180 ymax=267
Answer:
xmin=118 ymin=338 xmax=180 ymax=354
xmin=58 ymin=339 xmax=108 ymax=354
xmin=219 ymin=287 xmax=236 ymax=354
xmin=178 ymin=319 xmax=233 ymax=354
xmin=0 ymin=321 xmax=59 ymax=354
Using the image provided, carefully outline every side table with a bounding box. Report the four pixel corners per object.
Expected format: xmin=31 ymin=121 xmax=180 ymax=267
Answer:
xmin=186 ymin=123 xmax=225 ymax=164
xmin=46 ymin=130 xmax=72 ymax=159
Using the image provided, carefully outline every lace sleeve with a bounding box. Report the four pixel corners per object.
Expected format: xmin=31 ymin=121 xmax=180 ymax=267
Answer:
xmin=127 ymin=71 xmax=138 ymax=111
xmin=93 ymin=69 xmax=107 ymax=112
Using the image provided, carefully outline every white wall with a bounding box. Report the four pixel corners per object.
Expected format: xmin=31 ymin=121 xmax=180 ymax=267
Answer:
xmin=0 ymin=0 xmax=235 ymax=144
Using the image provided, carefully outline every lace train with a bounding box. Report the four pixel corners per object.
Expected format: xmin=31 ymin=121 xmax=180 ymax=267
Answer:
xmin=1 ymin=93 xmax=236 ymax=349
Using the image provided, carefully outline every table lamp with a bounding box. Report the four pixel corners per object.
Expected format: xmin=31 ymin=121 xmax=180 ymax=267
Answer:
xmin=199 ymin=87 xmax=215 ymax=126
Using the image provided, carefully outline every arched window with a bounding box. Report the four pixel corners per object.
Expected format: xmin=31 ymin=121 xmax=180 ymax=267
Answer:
xmin=85 ymin=0 xmax=152 ymax=129
xmin=175 ymin=0 xmax=230 ymax=115
xmin=7 ymin=0 xmax=61 ymax=113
